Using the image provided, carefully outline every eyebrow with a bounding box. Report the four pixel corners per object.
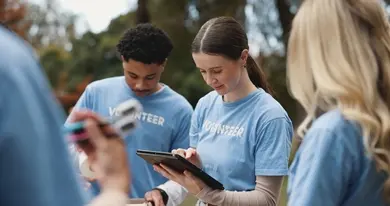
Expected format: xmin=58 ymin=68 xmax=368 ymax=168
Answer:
xmin=127 ymin=72 xmax=157 ymax=77
xmin=197 ymin=66 xmax=222 ymax=70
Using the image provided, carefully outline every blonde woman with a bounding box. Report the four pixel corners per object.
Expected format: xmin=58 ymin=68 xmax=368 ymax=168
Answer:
xmin=286 ymin=0 xmax=390 ymax=206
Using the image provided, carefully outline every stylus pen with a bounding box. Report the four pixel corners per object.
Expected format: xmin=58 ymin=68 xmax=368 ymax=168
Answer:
xmin=63 ymin=120 xmax=111 ymax=135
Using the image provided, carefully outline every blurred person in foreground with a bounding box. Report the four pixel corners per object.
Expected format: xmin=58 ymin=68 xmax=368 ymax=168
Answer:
xmin=0 ymin=24 xmax=130 ymax=206
xmin=68 ymin=23 xmax=193 ymax=206
xmin=287 ymin=0 xmax=390 ymax=205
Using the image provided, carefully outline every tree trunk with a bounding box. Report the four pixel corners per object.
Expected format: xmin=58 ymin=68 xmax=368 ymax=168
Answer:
xmin=275 ymin=0 xmax=294 ymax=46
xmin=136 ymin=0 xmax=150 ymax=24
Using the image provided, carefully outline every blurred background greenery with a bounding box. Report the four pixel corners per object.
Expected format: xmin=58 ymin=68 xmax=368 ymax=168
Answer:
xmin=2 ymin=0 xmax=389 ymax=205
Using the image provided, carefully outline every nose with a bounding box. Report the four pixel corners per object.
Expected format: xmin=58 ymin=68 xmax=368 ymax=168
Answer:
xmin=135 ymin=80 xmax=146 ymax=90
xmin=205 ymin=73 xmax=217 ymax=86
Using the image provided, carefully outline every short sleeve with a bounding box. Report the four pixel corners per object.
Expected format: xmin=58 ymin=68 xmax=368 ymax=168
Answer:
xmin=170 ymin=105 xmax=193 ymax=150
xmin=65 ymin=85 xmax=93 ymax=123
xmin=287 ymin=128 xmax=353 ymax=206
xmin=255 ymin=117 xmax=293 ymax=176
xmin=189 ymin=100 xmax=203 ymax=148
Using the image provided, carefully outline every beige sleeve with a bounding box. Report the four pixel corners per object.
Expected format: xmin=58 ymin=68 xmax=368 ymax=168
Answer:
xmin=87 ymin=190 xmax=129 ymax=206
xmin=195 ymin=176 xmax=283 ymax=206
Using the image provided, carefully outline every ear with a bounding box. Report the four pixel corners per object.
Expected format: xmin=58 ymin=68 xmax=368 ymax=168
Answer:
xmin=161 ymin=58 xmax=168 ymax=71
xmin=240 ymin=49 xmax=249 ymax=66
xmin=121 ymin=55 xmax=126 ymax=62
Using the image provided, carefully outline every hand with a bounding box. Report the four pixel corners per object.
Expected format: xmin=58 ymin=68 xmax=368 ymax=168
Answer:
xmin=69 ymin=109 xmax=130 ymax=194
xmin=144 ymin=189 xmax=166 ymax=206
xmin=171 ymin=148 xmax=201 ymax=168
xmin=153 ymin=164 xmax=206 ymax=196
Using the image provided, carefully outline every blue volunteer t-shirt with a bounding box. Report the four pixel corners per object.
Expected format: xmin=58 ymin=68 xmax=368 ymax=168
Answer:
xmin=68 ymin=76 xmax=193 ymax=198
xmin=288 ymin=109 xmax=389 ymax=206
xmin=190 ymin=89 xmax=293 ymax=191
xmin=0 ymin=27 xmax=86 ymax=205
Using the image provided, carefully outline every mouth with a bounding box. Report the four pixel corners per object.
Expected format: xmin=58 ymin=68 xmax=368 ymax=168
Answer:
xmin=133 ymin=90 xmax=150 ymax=96
xmin=213 ymin=85 xmax=224 ymax=90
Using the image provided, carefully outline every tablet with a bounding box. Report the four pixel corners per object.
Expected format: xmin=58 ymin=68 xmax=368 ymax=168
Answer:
xmin=136 ymin=149 xmax=224 ymax=190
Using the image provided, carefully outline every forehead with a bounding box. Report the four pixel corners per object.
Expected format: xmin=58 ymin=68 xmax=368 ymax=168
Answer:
xmin=192 ymin=53 xmax=233 ymax=69
xmin=123 ymin=59 xmax=162 ymax=75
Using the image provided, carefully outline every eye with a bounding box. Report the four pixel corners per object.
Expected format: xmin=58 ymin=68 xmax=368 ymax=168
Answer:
xmin=128 ymin=73 xmax=137 ymax=79
xmin=145 ymin=75 xmax=156 ymax=80
xmin=200 ymin=70 xmax=206 ymax=74
xmin=213 ymin=69 xmax=222 ymax=74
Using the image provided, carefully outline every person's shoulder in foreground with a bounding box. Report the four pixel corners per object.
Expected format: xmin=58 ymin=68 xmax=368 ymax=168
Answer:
xmin=0 ymin=26 xmax=86 ymax=206
xmin=288 ymin=109 xmax=388 ymax=206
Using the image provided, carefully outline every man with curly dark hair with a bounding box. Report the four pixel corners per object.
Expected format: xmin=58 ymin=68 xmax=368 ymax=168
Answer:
xmin=67 ymin=23 xmax=193 ymax=206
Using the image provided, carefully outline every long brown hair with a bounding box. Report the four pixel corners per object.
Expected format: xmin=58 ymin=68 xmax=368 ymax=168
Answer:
xmin=191 ymin=16 xmax=273 ymax=95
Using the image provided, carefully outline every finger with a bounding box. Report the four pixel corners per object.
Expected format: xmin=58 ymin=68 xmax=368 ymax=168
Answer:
xmin=152 ymin=194 xmax=164 ymax=206
xmin=185 ymin=148 xmax=196 ymax=159
xmin=84 ymin=119 xmax=107 ymax=150
xmin=145 ymin=192 xmax=153 ymax=202
xmin=153 ymin=165 xmax=174 ymax=180
xmin=160 ymin=164 xmax=182 ymax=179
xmin=172 ymin=148 xmax=186 ymax=157
xmin=68 ymin=109 xmax=99 ymax=122
xmin=69 ymin=111 xmax=118 ymax=135
xmin=183 ymin=170 xmax=194 ymax=179
xmin=79 ymin=142 xmax=95 ymax=156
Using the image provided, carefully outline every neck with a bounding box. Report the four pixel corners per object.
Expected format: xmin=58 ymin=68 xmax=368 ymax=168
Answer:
xmin=223 ymin=74 xmax=257 ymax=102
xmin=150 ymin=83 xmax=163 ymax=94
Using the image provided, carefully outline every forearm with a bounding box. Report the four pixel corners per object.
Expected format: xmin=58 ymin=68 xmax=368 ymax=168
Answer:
xmin=158 ymin=180 xmax=189 ymax=206
xmin=195 ymin=176 xmax=283 ymax=206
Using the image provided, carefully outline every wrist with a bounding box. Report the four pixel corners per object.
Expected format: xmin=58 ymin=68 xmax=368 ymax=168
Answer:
xmin=101 ymin=176 xmax=130 ymax=194
xmin=91 ymin=189 xmax=129 ymax=206
xmin=153 ymin=187 xmax=169 ymax=205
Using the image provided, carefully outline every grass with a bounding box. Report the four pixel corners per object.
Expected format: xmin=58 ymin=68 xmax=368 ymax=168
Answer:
xmin=179 ymin=177 xmax=288 ymax=206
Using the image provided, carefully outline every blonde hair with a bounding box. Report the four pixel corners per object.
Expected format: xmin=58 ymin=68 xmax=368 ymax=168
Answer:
xmin=287 ymin=0 xmax=390 ymax=202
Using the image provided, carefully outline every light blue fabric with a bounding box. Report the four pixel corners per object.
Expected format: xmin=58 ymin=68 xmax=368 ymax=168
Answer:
xmin=190 ymin=89 xmax=293 ymax=191
xmin=68 ymin=76 xmax=193 ymax=198
xmin=288 ymin=109 xmax=389 ymax=206
xmin=0 ymin=26 xmax=87 ymax=206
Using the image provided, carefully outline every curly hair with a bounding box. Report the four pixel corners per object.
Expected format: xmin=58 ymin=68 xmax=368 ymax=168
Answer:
xmin=116 ymin=23 xmax=173 ymax=64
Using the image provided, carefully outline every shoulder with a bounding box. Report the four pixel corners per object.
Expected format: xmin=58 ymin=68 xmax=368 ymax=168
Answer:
xmin=0 ymin=27 xmax=39 ymax=77
xmin=85 ymin=76 xmax=125 ymax=93
xmin=0 ymin=27 xmax=50 ymax=98
xmin=308 ymin=109 xmax=360 ymax=140
xmin=162 ymin=86 xmax=193 ymax=115
xmin=300 ymin=109 xmax=361 ymax=158
xmin=254 ymin=90 xmax=291 ymax=123
xmin=194 ymin=90 xmax=219 ymax=110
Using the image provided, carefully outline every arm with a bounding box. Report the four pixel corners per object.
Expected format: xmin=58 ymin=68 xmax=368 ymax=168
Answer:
xmin=196 ymin=176 xmax=283 ymax=206
xmin=287 ymin=128 xmax=352 ymax=206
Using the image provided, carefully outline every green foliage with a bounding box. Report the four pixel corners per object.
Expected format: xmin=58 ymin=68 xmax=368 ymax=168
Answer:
xmin=35 ymin=0 xmax=299 ymax=118
xmin=39 ymin=46 xmax=70 ymax=88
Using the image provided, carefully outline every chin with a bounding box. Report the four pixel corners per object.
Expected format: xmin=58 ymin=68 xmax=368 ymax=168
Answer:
xmin=215 ymin=88 xmax=228 ymax=96
xmin=134 ymin=91 xmax=150 ymax=97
